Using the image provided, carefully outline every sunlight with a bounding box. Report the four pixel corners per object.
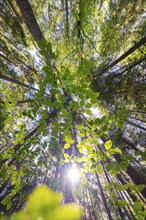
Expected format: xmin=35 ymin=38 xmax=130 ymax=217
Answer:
xmin=67 ymin=167 xmax=80 ymax=184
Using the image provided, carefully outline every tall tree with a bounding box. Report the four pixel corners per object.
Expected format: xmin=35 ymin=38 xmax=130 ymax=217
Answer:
xmin=0 ymin=0 xmax=146 ymax=219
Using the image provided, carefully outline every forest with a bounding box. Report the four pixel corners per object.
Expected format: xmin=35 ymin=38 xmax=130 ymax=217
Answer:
xmin=0 ymin=0 xmax=146 ymax=219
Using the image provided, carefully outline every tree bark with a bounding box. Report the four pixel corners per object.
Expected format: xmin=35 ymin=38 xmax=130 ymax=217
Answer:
xmin=65 ymin=0 xmax=69 ymax=39
xmin=95 ymin=173 xmax=113 ymax=220
xmin=0 ymin=74 xmax=38 ymax=91
xmin=15 ymin=0 xmax=52 ymax=61
xmin=91 ymin=36 xmax=146 ymax=82
xmin=114 ymin=154 xmax=146 ymax=198
xmin=15 ymin=0 xmax=44 ymax=42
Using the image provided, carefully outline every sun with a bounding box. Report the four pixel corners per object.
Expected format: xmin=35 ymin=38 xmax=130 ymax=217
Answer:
xmin=67 ymin=167 xmax=80 ymax=184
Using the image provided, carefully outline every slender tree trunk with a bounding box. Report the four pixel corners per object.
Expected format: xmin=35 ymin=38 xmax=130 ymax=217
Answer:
xmin=65 ymin=0 xmax=69 ymax=39
xmin=0 ymin=74 xmax=38 ymax=91
xmin=0 ymin=52 xmax=33 ymax=76
xmin=115 ymin=154 xmax=146 ymax=198
xmin=15 ymin=0 xmax=52 ymax=61
xmin=15 ymin=0 xmax=44 ymax=42
xmin=122 ymin=137 xmax=139 ymax=151
xmin=102 ymin=162 xmax=125 ymax=219
xmin=109 ymin=55 xmax=146 ymax=81
xmin=0 ymin=30 xmax=28 ymax=60
xmin=85 ymin=189 xmax=92 ymax=220
xmin=95 ymin=173 xmax=113 ymax=220
xmin=126 ymin=119 xmax=146 ymax=132
xmin=116 ymin=174 xmax=137 ymax=202
xmin=88 ymin=189 xmax=97 ymax=220
xmin=82 ymin=189 xmax=87 ymax=220
xmin=91 ymin=36 xmax=146 ymax=81
xmin=130 ymin=110 xmax=146 ymax=115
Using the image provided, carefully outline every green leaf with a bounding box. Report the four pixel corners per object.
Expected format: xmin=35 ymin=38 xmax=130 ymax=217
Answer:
xmin=105 ymin=183 xmax=114 ymax=190
xmin=122 ymin=184 xmax=129 ymax=190
xmin=83 ymin=164 xmax=90 ymax=172
xmin=86 ymin=102 xmax=92 ymax=108
xmin=137 ymin=215 xmax=145 ymax=220
xmin=17 ymin=124 xmax=22 ymax=129
xmin=97 ymin=151 xmax=103 ymax=160
xmin=79 ymin=148 xmax=84 ymax=153
xmin=46 ymin=42 xmax=52 ymax=54
xmin=2 ymin=195 xmax=11 ymax=205
xmin=7 ymin=148 xmax=14 ymax=154
xmin=64 ymin=143 xmax=71 ymax=149
xmin=133 ymin=200 xmax=142 ymax=212
xmin=64 ymin=136 xmax=75 ymax=144
xmin=106 ymin=162 xmax=119 ymax=175
xmin=110 ymin=148 xmax=122 ymax=154
xmin=104 ymin=140 xmax=112 ymax=150
xmin=117 ymin=200 xmax=128 ymax=207
xmin=38 ymin=39 xmax=47 ymax=50
xmin=3 ymin=154 xmax=11 ymax=160
xmin=12 ymin=185 xmax=82 ymax=220
xmin=130 ymin=184 xmax=137 ymax=191
xmin=86 ymin=110 xmax=92 ymax=115
xmin=96 ymin=164 xmax=103 ymax=174
xmin=136 ymin=185 xmax=145 ymax=192
xmin=78 ymin=156 xmax=87 ymax=163
xmin=120 ymin=161 xmax=128 ymax=171
xmin=64 ymin=153 xmax=69 ymax=159
xmin=114 ymin=183 xmax=123 ymax=191
xmin=6 ymin=201 xmax=12 ymax=210
xmin=52 ymin=204 xmax=82 ymax=220
xmin=26 ymin=185 xmax=62 ymax=218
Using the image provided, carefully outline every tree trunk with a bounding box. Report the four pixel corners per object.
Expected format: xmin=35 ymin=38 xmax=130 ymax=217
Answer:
xmin=114 ymin=154 xmax=146 ymax=198
xmin=95 ymin=173 xmax=113 ymax=220
xmin=91 ymin=35 xmax=146 ymax=81
xmin=15 ymin=0 xmax=52 ymax=61
xmin=0 ymin=74 xmax=38 ymax=91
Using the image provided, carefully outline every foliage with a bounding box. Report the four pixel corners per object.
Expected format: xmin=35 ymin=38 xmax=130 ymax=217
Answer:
xmin=0 ymin=0 xmax=146 ymax=219
xmin=1 ymin=185 xmax=82 ymax=220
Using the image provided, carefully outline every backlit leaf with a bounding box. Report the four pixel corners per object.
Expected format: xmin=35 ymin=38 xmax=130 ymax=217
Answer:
xmin=104 ymin=140 xmax=112 ymax=150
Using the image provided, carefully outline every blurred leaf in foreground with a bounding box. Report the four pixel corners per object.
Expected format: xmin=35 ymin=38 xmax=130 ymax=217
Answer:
xmin=10 ymin=185 xmax=82 ymax=220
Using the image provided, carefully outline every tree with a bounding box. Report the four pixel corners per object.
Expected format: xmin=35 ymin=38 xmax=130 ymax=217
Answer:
xmin=0 ymin=0 xmax=146 ymax=219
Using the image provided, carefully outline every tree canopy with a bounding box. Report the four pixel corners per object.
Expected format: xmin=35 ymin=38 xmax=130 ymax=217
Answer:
xmin=0 ymin=0 xmax=146 ymax=219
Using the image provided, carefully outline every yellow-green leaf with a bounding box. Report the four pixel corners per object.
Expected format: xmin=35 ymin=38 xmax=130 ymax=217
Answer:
xmin=117 ymin=200 xmax=128 ymax=207
xmin=104 ymin=140 xmax=112 ymax=150
xmin=110 ymin=148 xmax=122 ymax=154
xmin=51 ymin=204 xmax=82 ymax=220
xmin=64 ymin=153 xmax=69 ymax=159
xmin=64 ymin=143 xmax=71 ymax=149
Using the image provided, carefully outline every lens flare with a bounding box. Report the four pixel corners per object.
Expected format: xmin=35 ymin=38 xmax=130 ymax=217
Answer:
xmin=67 ymin=167 xmax=80 ymax=184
